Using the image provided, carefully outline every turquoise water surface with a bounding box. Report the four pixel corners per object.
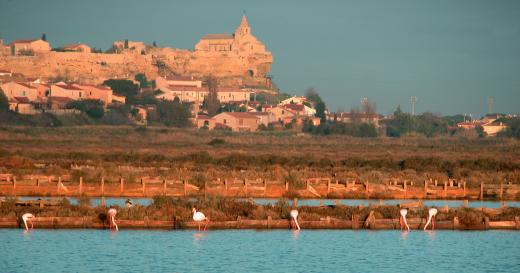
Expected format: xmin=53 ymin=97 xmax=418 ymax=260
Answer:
xmin=0 ymin=229 xmax=518 ymax=272
xmin=14 ymin=196 xmax=520 ymax=208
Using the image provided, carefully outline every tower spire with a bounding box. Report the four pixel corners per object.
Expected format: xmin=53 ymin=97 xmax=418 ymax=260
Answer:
xmin=236 ymin=13 xmax=250 ymax=36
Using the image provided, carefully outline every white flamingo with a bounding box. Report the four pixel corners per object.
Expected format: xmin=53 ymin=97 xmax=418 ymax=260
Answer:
xmin=399 ymin=209 xmax=410 ymax=231
xmin=424 ymin=208 xmax=438 ymax=231
xmin=192 ymin=208 xmax=209 ymax=232
xmin=107 ymin=208 xmax=118 ymax=231
xmin=290 ymin=209 xmax=300 ymax=230
xmin=22 ymin=213 xmax=35 ymax=231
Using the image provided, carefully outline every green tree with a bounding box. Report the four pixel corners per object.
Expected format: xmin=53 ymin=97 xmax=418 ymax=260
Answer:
xmin=305 ymin=88 xmax=326 ymax=122
xmin=0 ymin=88 xmax=9 ymax=112
xmin=103 ymin=79 xmax=139 ymax=104
xmin=124 ymin=39 xmax=129 ymax=49
xmin=41 ymin=33 xmax=47 ymax=41
xmin=155 ymin=100 xmax=192 ymax=127
xmin=135 ymin=73 xmax=148 ymax=88
xmin=65 ymin=99 xmax=105 ymax=119
xmin=202 ymin=75 xmax=220 ymax=116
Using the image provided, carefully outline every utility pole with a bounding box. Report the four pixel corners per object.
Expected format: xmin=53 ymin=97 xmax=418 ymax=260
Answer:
xmin=360 ymin=97 xmax=368 ymax=113
xmin=410 ymin=96 xmax=417 ymax=115
xmin=487 ymin=97 xmax=493 ymax=114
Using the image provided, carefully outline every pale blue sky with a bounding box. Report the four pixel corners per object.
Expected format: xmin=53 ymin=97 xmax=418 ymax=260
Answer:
xmin=1 ymin=0 xmax=519 ymax=116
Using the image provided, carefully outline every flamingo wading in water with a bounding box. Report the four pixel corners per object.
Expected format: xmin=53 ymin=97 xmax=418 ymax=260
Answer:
xmin=192 ymin=208 xmax=209 ymax=232
xmin=423 ymin=208 xmax=438 ymax=231
xmin=290 ymin=209 xmax=300 ymax=230
xmin=107 ymin=208 xmax=118 ymax=231
xmin=399 ymin=209 xmax=410 ymax=231
xmin=22 ymin=213 xmax=35 ymax=231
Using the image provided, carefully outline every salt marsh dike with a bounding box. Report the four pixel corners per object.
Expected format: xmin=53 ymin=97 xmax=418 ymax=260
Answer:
xmin=1 ymin=197 xmax=519 ymax=231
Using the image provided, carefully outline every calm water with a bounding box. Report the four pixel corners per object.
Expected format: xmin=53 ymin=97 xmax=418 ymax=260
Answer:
xmin=14 ymin=196 xmax=520 ymax=208
xmin=0 ymin=229 xmax=518 ymax=272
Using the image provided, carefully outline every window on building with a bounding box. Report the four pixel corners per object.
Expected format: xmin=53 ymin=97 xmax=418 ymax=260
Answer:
xmin=223 ymin=119 xmax=227 ymax=124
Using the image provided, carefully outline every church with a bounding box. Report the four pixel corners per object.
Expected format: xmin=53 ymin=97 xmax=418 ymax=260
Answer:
xmin=195 ymin=15 xmax=269 ymax=56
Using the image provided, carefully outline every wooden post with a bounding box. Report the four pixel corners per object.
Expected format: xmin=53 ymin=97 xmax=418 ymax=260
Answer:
xmin=352 ymin=214 xmax=359 ymax=229
xmin=306 ymin=180 xmax=309 ymax=191
xmin=365 ymin=181 xmax=369 ymax=198
xmin=285 ymin=181 xmax=289 ymax=192
xmin=183 ymin=180 xmax=187 ymax=197
xmin=244 ymin=179 xmax=248 ymax=198
xmin=463 ymin=199 xmax=469 ymax=207
xmin=57 ymin=177 xmax=61 ymax=194
xmin=13 ymin=176 xmax=16 ymax=193
xmin=480 ymin=182 xmax=484 ymax=200
xmin=263 ymin=179 xmax=267 ymax=197
xmin=463 ymin=181 xmax=466 ymax=197
xmin=434 ymin=180 xmax=438 ymax=187
xmin=120 ymin=177 xmax=124 ymax=194
xmin=424 ymin=180 xmax=428 ymax=195
xmin=79 ymin=177 xmax=83 ymax=196
xmin=267 ymin=216 xmax=272 ymax=229
xmin=163 ymin=179 xmax=167 ymax=195
xmin=327 ymin=179 xmax=331 ymax=194
xmin=101 ymin=177 xmax=104 ymax=196
xmin=453 ymin=216 xmax=459 ymax=230
xmin=142 ymin=180 xmax=146 ymax=195
xmin=224 ymin=179 xmax=228 ymax=192
xmin=444 ymin=181 xmax=447 ymax=197
xmin=36 ymin=178 xmax=40 ymax=188
xmin=499 ymin=182 xmax=503 ymax=200
xmin=484 ymin=216 xmax=490 ymax=230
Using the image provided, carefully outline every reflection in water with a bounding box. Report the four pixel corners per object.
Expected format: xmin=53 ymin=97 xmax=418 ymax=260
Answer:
xmin=192 ymin=232 xmax=206 ymax=248
xmin=291 ymin=230 xmax=300 ymax=240
xmin=425 ymin=230 xmax=436 ymax=241
xmin=400 ymin=231 xmax=409 ymax=241
xmin=109 ymin=230 xmax=118 ymax=240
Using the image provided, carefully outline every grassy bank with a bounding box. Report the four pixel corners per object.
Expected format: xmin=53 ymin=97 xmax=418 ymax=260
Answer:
xmin=0 ymin=126 xmax=519 ymax=187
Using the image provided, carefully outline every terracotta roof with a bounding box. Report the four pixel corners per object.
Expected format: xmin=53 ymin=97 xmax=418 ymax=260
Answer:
xmin=201 ymin=34 xmax=234 ymax=40
xmin=73 ymin=83 xmax=111 ymax=90
xmin=282 ymin=104 xmax=304 ymax=111
xmin=16 ymin=82 xmax=37 ymax=89
xmin=220 ymin=112 xmax=260 ymax=119
xmin=13 ymin=97 xmax=31 ymax=103
xmin=55 ymin=84 xmax=83 ymax=91
xmin=8 ymin=39 xmax=39 ymax=45
xmin=167 ymin=85 xmax=205 ymax=92
xmin=48 ymin=96 xmax=74 ymax=103
xmin=249 ymin=112 xmax=269 ymax=116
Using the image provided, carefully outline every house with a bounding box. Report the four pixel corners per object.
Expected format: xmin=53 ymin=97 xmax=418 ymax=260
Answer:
xmin=197 ymin=112 xmax=261 ymax=132
xmin=9 ymin=39 xmax=50 ymax=55
xmin=482 ymin=122 xmax=507 ymax=136
xmin=50 ymin=84 xmax=86 ymax=100
xmin=47 ymin=96 xmax=74 ymax=109
xmin=267 ymin=105 xmax=297 ymax=124
xmin=157 ymin=83 xmax=251 ymax=104
xmin=0 ymin=82 xmax=39 ymax=101
xmin=113 ymin=40 xmax=146 ymax=53
xmin=156 ymin=76 xmax=202 ymax=89
xmin=72 ymin=83 xmax=115 ymax=105
xmin=279 ymin=96 xmax=309 ymax=105
xmin=249 ymin=112 xmax=276 ymax=126
xmin=8 ymin=97 xmax=37 ymax=114
xmin=63 ymin=43 xmax=91 ymax=53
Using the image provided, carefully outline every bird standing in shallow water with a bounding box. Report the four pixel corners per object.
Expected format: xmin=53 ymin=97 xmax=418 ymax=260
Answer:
xmin=424 ymin=208 xmax=438 ymax=231
xmin=22 ymin=213 xmax=35 ymax=231
xmin=399 ymin=209 xmax=410 ymax=231
xmin=108 ymin=207 xmax=118 ymax=231
xmin=290 ymin=209 xmax=300 ymax=230
xmin=192 ymin=208 xmax=210 ymax=232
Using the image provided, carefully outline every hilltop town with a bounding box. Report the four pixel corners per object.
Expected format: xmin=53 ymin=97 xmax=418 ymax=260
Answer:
xmin=0 ymin=15 xmax=518 ymax=138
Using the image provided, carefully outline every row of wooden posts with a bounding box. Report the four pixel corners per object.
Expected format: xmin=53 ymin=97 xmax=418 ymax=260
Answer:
xmin=1 ymin=175 xmax=516 ymax=199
